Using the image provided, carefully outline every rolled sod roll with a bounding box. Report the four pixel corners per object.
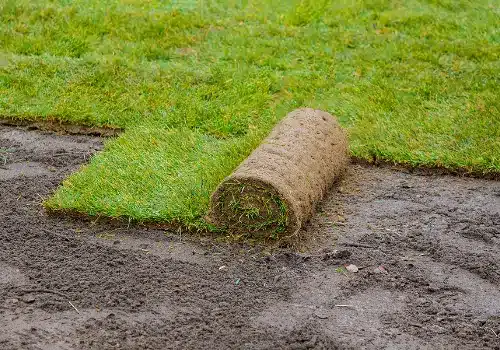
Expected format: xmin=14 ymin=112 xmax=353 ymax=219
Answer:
xmin=209 ymin=108 xmax=348 ymax=239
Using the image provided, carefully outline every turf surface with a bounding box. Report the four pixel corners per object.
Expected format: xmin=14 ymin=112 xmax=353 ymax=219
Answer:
xmin=1 ymin=0 xmax=499 ymax=226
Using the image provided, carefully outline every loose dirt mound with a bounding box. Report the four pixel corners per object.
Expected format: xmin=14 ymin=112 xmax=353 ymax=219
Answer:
xmin=210 ymin=108 xmax=348 ymax=239
xmin=1 ymin=125 xmax=499 ymax=349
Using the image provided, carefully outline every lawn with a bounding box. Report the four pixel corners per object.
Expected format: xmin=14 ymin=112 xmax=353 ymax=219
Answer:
xmin=1 ymin=0 xmax=499 ymax=228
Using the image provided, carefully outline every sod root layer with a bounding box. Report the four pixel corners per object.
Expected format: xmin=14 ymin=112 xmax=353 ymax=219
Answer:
xmin=1 ymin=125 xmax=499 ymax=349
xmin=210 ymin=108 xmax=348 ymax=239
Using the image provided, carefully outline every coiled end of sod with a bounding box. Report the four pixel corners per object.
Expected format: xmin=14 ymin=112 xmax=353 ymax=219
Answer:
xmin=210 ymin=178 xmax=298 ymax=239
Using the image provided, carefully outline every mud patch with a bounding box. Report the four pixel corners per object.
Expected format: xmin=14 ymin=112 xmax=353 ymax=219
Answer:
xmin=0 ymin=162 xmax=52 ymax=180
xmin=0 ymin=124 xmax=499 ymax=349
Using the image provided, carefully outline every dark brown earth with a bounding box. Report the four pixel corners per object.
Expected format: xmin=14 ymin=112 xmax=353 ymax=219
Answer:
xmin=1 ymin=125 xmax=499 ymax=350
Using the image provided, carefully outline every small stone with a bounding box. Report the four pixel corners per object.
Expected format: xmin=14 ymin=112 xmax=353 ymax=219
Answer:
xmin=345 ymin=264 xmax=359 ymax=273
xmin=22 ymin=295 xmax=35 ymax=304
xmin=373 ymin=266 xmax=387 ymax=274
xmin=427 ymin=284 xmax=440 ymax=293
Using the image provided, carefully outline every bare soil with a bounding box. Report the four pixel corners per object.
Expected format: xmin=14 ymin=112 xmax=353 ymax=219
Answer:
xmin=1 ymin=125 xmax=499 ymax=350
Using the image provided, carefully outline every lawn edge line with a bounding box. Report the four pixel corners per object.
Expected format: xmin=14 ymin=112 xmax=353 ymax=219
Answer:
xmin=0 ymin=117 xmax=123 ymax=137
xmin=351 ymin=157 xmax=500 ymax=181
xmin=44 ymin=206 xmax=216 ymax=234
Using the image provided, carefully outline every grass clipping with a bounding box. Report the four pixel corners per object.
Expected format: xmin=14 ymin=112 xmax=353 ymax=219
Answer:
xmin=209 ymin=108 xmax=348 ymax=239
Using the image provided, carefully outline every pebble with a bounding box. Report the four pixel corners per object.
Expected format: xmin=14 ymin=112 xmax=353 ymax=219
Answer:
xmin=345 ymin=264 xmax=359 ymax=273
xmin=22 ymin=295 xmax=35 ymax=304
xmin=373 ymin=266 xmax=387 ymax=274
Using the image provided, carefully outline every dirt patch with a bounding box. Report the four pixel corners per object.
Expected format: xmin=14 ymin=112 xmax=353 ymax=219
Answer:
xmin=0 ymin=125 xmax=499 ymax=349
xmin=210 ymin=108 xmax=348 ymax=239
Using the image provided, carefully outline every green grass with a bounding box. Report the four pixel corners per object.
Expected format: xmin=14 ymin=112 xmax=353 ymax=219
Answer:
xmin=1 ymin=0 xmax=499 ymax=227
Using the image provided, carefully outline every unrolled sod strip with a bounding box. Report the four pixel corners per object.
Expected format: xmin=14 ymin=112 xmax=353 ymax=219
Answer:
xmin=209 ymin=108 xmax=349 ymax=239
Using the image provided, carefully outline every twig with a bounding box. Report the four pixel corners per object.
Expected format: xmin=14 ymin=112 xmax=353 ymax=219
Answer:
xmin=486 ymin=327 xmax=499 ymax=338
xmin=18 ymin=288 xmax=82 ymax=314
xmin=68 ymin=301 xmax=80 ymax=314
xmin=409 ymin=322 xmax=423 ymax=328
xmin=52 ymin=150 xmax=90 ymax=156
xmin=291 ymin=303 xmax=316 ymax=310
xmin=296 ymin=251 xmax=334 ymax=259
xmin=291 ymin=303 xmax=357 ymax=312
xmin=281 ymin=224 xmax=302 ymax=241
xmin=338 ymin=242 xmax=375 ymax=249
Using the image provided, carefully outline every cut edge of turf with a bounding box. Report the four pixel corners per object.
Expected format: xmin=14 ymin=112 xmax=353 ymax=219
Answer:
xmin=44 ymin=205 xmax=217 ymax=233
xmin=0 ymin=115 xmax=123 ymax=137
xmin=351 ymin=156 xmax=500 ymax=181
